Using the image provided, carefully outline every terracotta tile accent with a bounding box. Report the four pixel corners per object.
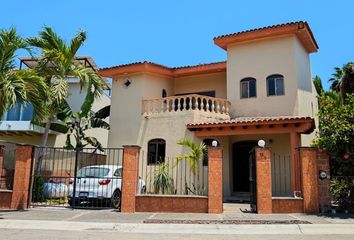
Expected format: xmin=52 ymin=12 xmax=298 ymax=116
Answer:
xmin=299 ymin=148 xmax=319 ymax=213
xmin=272 ymin=198 xmax=304 ymax=213
xmin=208 ymin=147 xmax=223 ymax=213
xmin=121 ymin=146 xmax=140 ymax=213
xmin=135 ymin=195 xmax=208 ymax=213
xmin=255 ymin=147 xmax=272 ymax=214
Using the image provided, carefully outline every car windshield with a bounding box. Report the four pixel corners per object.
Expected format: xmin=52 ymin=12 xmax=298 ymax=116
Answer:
xmin=76 ymin=167 xmax=110 ymax=178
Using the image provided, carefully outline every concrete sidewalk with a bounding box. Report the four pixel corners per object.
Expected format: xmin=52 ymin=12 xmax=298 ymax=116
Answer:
xmin=1 ymin=204 xmax=354 ymax=224
xmin=1 ymin=219 xmax=354 ymax=235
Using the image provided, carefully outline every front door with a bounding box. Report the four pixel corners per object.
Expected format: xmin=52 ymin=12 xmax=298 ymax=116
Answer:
xmin=232 ymin=141 xmax=257 ymax=192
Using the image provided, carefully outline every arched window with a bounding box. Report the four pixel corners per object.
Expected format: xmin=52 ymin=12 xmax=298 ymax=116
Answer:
xmin=147 ymin=139 xmax=166 ymax=165
xmin=162 ymin=89 xmax=167 ymax=98
xmin=267 ymin=74 xmax=284 ymax=96
xmin=202 ymin=139 xmax=219 ymax=166
xmin=240 ymin=78 xmax=256 ymax=98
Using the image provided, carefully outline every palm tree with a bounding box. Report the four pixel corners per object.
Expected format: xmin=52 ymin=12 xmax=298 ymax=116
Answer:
xmin=49 ymin=99 xmax=110 ymax=152
xmin=177 ymin=139 xmax=206 ymax=174
xmin=339 ymin=63 xmax=354 ymax=104
xmin=0 ymin=28 xmax=48 ymax=119
xmin=27 ymin=27 xmax=105 ymax=168
xmin=329 ymin=67 xmax=343 ymax=92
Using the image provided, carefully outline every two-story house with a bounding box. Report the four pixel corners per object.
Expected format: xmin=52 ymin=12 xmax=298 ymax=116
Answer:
xmin=0 ymin=56 xmax=111 ymax=148
xmin=99 ymin=21 xmax=318 ymax=201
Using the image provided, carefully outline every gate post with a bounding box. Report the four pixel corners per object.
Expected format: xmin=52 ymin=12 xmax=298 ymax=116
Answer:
xmin=299 ymin=147 xmax=319 ymax=213
xmin=255 ymin=147 xmax=272 ymax=214
xmin=208 ymin=146 xmax=223 ymax=214
xmin=11 ymin=144 xmax=33 ymax=209
xmin=121 ymin=145 xmax=140 ymax=213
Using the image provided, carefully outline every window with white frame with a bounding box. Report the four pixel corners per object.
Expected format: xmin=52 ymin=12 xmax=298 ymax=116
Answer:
xmin=240 ymin=78 xmax=256 ymax=98
xmin=267 ymin=74 xmax=284 ymax=96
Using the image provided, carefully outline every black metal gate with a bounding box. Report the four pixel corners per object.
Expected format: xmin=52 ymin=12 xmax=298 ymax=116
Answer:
xmin=249 ymin=148 xmax=257 ymax=212
xmin=30 ymin=147 xmax=123 ymax=209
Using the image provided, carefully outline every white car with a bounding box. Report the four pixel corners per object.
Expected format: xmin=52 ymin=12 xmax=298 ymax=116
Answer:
xmin=68 ymin=165 xmax=146 ymax=209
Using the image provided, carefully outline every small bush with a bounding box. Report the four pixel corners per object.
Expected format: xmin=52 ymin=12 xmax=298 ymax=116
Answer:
xmin=32 ymin=175 xmax=45 ymax=202
xmin=331 ymin=177 xmax=354 ymax=211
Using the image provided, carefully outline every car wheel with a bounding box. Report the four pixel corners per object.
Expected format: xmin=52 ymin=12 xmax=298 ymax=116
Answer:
xmin=111 ymin=189 xmax=121 ymax=209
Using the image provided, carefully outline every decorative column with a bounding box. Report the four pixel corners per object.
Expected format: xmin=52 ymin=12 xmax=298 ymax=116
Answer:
xmin=208 ymin=146 xmax=223 ymax=214
xmin=121 ymin=145 xmax=140 ymax=213
xmin=255 ymin=147 xmax=272 ymax=214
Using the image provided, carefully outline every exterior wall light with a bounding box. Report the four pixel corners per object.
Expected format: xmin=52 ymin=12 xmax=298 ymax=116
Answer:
xmin=258 ymin=139 xmax=265 ymax=148
xmin=212 ymin=140 xmax=218 ymax=147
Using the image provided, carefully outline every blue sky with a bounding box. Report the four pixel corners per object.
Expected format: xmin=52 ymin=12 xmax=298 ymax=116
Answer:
xmin=2 ymin=0 xmax=353 ymax=89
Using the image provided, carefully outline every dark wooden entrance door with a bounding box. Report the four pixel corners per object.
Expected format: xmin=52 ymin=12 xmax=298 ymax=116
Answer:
xmin=233 ymin=141 xmax=257 ymax=192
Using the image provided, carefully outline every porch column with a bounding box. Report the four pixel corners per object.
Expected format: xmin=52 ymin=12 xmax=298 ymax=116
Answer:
xmin=255 ymin=147 xmax=272 ymax=214
xmin=290 ymin=131 xmax=301 ymax=193
xmin=11 ymin=145 xmax=34 ymax=209
xmin=208 ymin=146 xmax=223 ymax=214
xmin=121 ymin=145 xmax=140 ymax=213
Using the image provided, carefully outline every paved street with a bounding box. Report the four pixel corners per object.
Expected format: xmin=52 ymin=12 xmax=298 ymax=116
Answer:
xmin=1 ymin=206 xmax=354 ymax=239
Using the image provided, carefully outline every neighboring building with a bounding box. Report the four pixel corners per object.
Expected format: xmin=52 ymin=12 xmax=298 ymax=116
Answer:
xmin=99 ymin=21 xmax=319 ymax=201
xmin=0 ymin=56 xmax=111 ymax=148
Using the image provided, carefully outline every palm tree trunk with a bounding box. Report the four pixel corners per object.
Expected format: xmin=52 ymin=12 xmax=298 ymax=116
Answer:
xmin=35 ymin=116 xmax=53 ymax=173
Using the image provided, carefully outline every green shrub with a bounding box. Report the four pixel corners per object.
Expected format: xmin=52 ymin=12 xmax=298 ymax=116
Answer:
xmin=153 ymin=162 xmax=175 ymax=194
xmin=331 ymin=177 xmax=354 ymax=211
xmin=32 ymin=175 xmax=45 ymax=202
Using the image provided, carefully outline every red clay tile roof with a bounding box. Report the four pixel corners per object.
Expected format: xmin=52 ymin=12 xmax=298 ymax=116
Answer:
xmin=214 ymin=21 xmax=318 ymax=52
xmin=99 ymin=61 xmax=226 ymax=78
xmin=187 ymin=116 xmax=314 ymax=127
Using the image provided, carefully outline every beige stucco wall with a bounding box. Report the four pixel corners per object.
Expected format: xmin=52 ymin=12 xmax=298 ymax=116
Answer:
xmin=293 ymin=37 xmax=319 ymax=146
xmin=226 ymin=35 xmax=299 ymax=117
xmin=174 ymin=72 xmax=227 ymax=98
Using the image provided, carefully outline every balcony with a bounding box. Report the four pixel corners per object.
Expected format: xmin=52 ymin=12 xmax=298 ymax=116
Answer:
xmin=142 ymin=94 xmax=231 ymax=116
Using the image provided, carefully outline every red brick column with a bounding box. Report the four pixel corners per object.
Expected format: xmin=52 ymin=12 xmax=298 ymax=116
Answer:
xmin=10 ymin=145 xmax=33 ymax=209
xmin=255 ymin=147 xmax=272 ymax=214
xmin=299 ymin=148 xmax=319 ymax=213
xmin=316 ymin=149 xmax=331 ymax=212
xmin=208 ymin=147 xmax=223 ymax=214
xmin=121 ymin=145 xmax=140 ymax=213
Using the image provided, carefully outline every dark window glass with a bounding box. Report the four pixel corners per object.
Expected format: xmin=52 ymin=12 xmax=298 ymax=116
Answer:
xmin=147 ymin=139 xmax=166 ymax=165
xmin=240 ymin=78 xmax=256 ymax=98
xmin=249 ymin=80 xmax=256 ymax=97
xmin=267 ymin=75 xmax=284 ymax=96
xmin=21 ymin=104 xmax=33 ymax=121
xmin=6 ymin=103 xmax=21 ymax=120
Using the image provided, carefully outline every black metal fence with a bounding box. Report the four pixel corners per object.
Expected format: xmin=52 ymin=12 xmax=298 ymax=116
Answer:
xmin=138 ymin=151 xmax=208 ymax=196
xmin=30 ymin=147 xmax=124 ymax=209
xmin=271 ymin=152 xmax=292 ymax=197
xmin=0 ymin=143 xmax=16 ymax=191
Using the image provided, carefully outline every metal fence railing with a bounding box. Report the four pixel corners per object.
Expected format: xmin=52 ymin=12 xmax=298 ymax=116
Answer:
xmin=30 ymin=147 xmax=124 ymax=209
xmin=138 ymin=151 xmax=208 ymax=196
xmin=271 ymin=152 xmax=292 ymax=197
xmin=0 ymin=143 xmax=16 ymax=191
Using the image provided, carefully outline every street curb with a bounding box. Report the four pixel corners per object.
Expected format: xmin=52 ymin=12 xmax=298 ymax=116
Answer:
xmin=1 ymin=220 xmax=354 ymax=235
